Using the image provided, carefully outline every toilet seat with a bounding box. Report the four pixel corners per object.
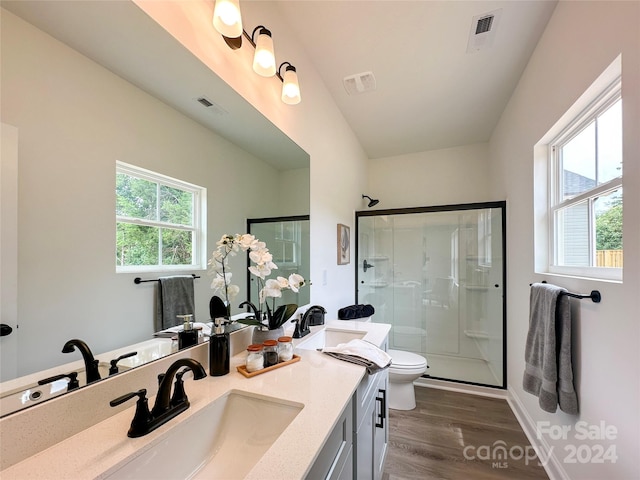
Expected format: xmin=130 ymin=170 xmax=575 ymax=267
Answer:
xmin=388 ymin=349 xmax=428 ymax=369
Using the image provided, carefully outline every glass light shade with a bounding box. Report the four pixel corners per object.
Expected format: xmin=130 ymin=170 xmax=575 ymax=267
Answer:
xmin=281 ymin=67 xmax=301 ymax=105
xmin=253 ymin=31 xmax=276 ymax=77
xmin=213 ymin=0 xmax=243 ymax=38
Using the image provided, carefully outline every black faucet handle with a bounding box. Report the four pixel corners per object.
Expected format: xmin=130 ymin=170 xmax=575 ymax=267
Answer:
xmin=110 ymin=388 xmax=147 ymax=408
xmin=292 ymin=318 xmax=302 ymax=338
xmin=110 ymin=389 xmax=152 ymax=438
xmin=109 ymin=351 xmax=138 ymax=375
xmin=38 ymin=372 xmax=80 ymax=391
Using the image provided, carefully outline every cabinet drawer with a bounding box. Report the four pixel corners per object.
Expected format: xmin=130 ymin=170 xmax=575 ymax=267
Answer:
xmin=355 ymin=370 xmax=384 ymax=430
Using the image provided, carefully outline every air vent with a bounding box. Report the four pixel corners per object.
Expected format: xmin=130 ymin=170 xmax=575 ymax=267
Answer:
xmin=475 ymin=15 xmax=494 ymax=35
xmin=197 ymin=97 xmax=214 ymax=107
xmin=466 ymin=9 xmax=502 ymax=53
xmin=194 ymin=96 xmax=228 ymax=115
xmin=343 ymin=71 xmax=377 ymax=96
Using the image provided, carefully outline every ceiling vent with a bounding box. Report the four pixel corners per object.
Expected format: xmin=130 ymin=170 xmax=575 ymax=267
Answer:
xmin=343 ymin=71 xmax=377 ymax=96
xmin=195 ymin=96 xmax=228 ymax=115
xmin=466 ymin=9 xmax=502 ymax=53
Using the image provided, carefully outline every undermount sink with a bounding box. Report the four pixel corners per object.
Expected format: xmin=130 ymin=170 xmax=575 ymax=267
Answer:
xmin=104 ymin=390 xmax=303 ymax=480
xmin=296 ymin=328 xmax=367 ymax=351
xmin=0 ymin=362 xmax=126 ymax=417
xmin=117 ymin=339 xmax=174 ymax=369
xmin=0 ymin=379 xmax=69 ymax=417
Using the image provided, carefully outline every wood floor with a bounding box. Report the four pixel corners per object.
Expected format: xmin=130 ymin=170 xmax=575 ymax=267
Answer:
xmin=382 ymin=387 xmax=549 ymax=480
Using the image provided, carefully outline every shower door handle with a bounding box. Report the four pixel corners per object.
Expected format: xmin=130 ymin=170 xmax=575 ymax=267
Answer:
xmin=375 ymin=388 xmax=386 ymax=428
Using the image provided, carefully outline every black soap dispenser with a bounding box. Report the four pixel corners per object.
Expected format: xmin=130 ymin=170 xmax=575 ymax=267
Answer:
xmin=209 ymin=317 xmax=229 ymax=376
xmin=177 ymin=314 xmax=198 ymax=349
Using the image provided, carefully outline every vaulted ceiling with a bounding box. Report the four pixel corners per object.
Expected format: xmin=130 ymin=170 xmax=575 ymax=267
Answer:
xmin=3 ymin=0 xmax=557 ymax=161
xmin=275 ymin=1 xmax=557 ymax=158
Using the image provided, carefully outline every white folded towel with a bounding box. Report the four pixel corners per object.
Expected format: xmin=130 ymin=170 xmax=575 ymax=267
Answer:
xmin=322 ymin=339 xmax=392 ymax=374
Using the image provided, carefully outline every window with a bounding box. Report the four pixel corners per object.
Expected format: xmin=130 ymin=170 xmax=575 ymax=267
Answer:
xmin=116 ymin=162 xmax=206 ymax=272
xmin=547 ymin=79 xmax=622 ymax=279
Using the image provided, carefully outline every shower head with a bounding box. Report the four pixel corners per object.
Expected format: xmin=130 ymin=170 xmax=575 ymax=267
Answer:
xmin=362 ymin=194 xmax=379 ymax=208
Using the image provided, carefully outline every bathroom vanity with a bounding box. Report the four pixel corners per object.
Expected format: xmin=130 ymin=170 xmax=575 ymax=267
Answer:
xmin=0 ymin=320 xmax=390 ymax=479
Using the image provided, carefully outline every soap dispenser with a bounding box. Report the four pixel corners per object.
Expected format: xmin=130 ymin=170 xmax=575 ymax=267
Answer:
xmin=177 ymin=314 xmax=198 ymax=349
xmin=209 ymin=317 xmax=230 ymax=376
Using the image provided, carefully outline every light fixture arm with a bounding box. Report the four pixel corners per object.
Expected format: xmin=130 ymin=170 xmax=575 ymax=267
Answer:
xmin=222 ymin=25 xmax=268 ymax=52
xmin=248 ymin=25 xmax=269 ymax=47
xmin=276 ymin=61 xmax=294 ymax=82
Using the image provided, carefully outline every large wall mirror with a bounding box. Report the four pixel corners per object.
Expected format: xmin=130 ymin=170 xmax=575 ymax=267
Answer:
xmin=0 ymin=1 xmax=310 ymax=416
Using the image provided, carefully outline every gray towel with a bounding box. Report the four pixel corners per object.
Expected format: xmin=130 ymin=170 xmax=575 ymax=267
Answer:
xmin=523 ymin=283 xmax=578 ymax=414
xmin=155 ymin=276 xmax=196 ymax=331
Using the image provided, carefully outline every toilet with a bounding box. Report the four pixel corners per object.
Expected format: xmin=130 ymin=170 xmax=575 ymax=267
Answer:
xmin=387 ymin=349 xmax=428 ymax=410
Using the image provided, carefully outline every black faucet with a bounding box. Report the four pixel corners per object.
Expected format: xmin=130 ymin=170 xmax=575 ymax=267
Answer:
xmin=62 ymin=339 xmax=101 ymax=384
xmin=110 ymin=358 xmax=206 ymax=438
xmin=292 ymin=312 xmax=311 ymax=339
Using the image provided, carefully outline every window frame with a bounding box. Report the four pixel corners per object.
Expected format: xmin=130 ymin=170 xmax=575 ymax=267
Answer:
xmin=116 ymin=161 xmax=207 ymax=273
xmin=547 ymin=79 xmax=622 ymax=281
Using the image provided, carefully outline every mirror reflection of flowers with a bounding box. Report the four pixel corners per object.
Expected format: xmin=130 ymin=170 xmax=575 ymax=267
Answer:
xmin=208 ymin=234 xmax=305 ymax=330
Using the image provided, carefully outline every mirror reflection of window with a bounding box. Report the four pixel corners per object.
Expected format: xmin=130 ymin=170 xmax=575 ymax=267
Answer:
xmin=115 ymin=161 xmax=207 ymax=272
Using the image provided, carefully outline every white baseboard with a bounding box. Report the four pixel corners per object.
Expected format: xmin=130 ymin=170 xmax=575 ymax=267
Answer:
xmin=415 ymin=377 xmax=507 ymax=399
xmin=507 ymin=386 xmax=569 ymax=480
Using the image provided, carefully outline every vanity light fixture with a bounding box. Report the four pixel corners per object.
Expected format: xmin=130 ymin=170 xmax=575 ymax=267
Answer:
xmin=212 ymin=0 xmax=243 ymax=39
xmin=212 ymin=0 xmax=301 ymax=104
xmin=251 ymin=26 xmax=276 ymax=77
xmin=277 ymin=62 xmax=301 ymax=105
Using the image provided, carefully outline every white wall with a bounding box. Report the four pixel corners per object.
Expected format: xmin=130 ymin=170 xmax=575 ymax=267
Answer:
xmin=490 ymin=1 xmax=639 ymax=478
xmin=134 ymin=1 xmax=370 ymax=318
xmin=1 ymin=10 xmax=288 ymax=377
xmin=368 ymin=143 xmax=494 ymax=209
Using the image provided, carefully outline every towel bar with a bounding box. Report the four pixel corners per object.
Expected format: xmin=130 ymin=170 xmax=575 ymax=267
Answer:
xmin=134 ymin=274 xmax=200 ymax=284
xmin=529 ymin=282 xmax=601 ymax=303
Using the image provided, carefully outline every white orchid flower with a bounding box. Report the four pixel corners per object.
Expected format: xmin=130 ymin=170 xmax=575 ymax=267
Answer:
xmin=227 ymin=284 xmax=240 ymax=299
xmin=237 ymin=234 xmax=257 ymax=251
xmin=249 ymin=248 xmax=274 ymax=265
xmin=275 ymin=276 xmax=289 ymax=289
xmin=216 ymin=234 xmax=233 ymax=247
xmin=260 ymin=279 xmax=283 ymax=303
xmin=288 ymin=273 xmax=305 ymax=292
xmin=210 ymin=276 xmax=226 ymax=292
xmin=249 ymin=264 xmax=272 ymax=279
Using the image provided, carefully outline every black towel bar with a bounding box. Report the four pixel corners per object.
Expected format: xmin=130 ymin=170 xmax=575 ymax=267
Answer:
xmin=134 ymin=274 xmax=200 ymax=284
xmin=529 ymin=281 xmax=601 ymax=303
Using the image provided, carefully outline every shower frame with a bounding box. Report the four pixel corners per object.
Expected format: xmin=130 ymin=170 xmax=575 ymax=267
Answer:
xmin=355 ymin=201 xmax=507 ymax=389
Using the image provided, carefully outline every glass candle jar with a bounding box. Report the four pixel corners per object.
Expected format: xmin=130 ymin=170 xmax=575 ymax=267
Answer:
xmin=262 ymin=340 xmax=279 ymax=367
xmin=246 ymin=344 xmax=264 ymax=373
xmin=277 ymin=336 xmax=293 ymax=363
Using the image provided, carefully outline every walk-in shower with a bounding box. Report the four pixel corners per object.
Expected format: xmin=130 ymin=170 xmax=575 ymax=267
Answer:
xmin=356 ymin=202 xmax=506 ymax=388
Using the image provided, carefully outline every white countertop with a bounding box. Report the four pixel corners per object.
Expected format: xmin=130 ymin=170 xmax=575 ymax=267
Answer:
xmin=1 ymin=320 xmax=390 ymax=480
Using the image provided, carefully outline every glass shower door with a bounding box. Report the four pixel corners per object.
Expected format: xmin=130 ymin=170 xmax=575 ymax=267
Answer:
xmin=356 ymin=203 xmax=505 ymax=388
xmin=248 ymin=216 xmax=310 ymax=308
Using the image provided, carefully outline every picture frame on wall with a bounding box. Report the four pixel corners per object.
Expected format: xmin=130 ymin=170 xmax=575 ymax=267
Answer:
xmin=337 ymin=223 xmax=350 ymax=265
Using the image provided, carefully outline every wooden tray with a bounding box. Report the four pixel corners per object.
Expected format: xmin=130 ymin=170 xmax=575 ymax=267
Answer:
xmin=237 ymin=354 xmax=301 ymax=378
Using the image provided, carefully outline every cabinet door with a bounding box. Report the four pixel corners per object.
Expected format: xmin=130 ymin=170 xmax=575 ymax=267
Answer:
xmin=373 ymin=372 xmax=389 ymax=480
xmin=356 ymin=393 xmax=375 ymax=479
xmin=308 ymin=397 xmax=353 ymax=480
